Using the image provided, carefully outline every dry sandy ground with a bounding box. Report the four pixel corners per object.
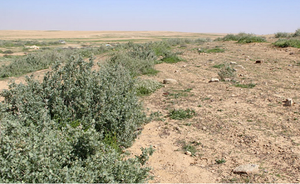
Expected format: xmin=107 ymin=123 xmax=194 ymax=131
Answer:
xmin=1 ymin=31 xmax=300 ymax=183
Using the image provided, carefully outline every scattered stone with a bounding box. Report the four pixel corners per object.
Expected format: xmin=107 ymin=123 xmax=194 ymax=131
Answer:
xmin=224 ymin=78 xmax=231 ymax=82
xmin=163 ymin=79 xmax=178 ymax=84
xmin=209 ymin=78 xmax=219 ymax=82
xmin=230 ymin=62 xmax=237 ymax=65
xmin=185 ymin=151 xmax=192 ymax=156
xmin=202 ymin=126 xmax=207 ymax=131
xmin=290 ymin=52 xmax=294 ymax=55
xmin=235 ymin=65 xmax=245 ymax=70
xmin=255 ymin=60 xmax=263 ymax=64
xmin=233 ymin=164 xmax=259 ymax=174
xmin=182 ymin=65 xmax=187 ymax=68
xmin=283 ymin=98 xmax=294 ymax=106
xmin=174 ymin=70 xmax=180 ymax=73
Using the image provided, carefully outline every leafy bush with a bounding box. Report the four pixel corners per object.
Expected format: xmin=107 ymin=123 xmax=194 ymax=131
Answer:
xmin=1 ymin=56 xmax=146 ymax=147
xmin=275 ymin=32 xmax=291 ymax=38
xmin=169 ymin=108 xmax=196 ymax=120
xmin=0 ymin=56 xmax=154 ymax=182
xmin=135 ymin=78 xmax=163 ymax=96
xmin=218 ymin=63 xmax=236 ymax=80
xmin=273 ymin=39 xmax=300 ymax=48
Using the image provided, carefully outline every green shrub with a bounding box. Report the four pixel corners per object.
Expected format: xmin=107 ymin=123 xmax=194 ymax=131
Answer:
xmin=161 ymin=53 xmax=182 ymax=63
xmin=293 ymin=28 xmax=300 ymax=37
xmin=1 ymin=57 xmax=146 ymax=147
xmin=0 ymin=117 xmax=154 ymax=182
xmin=218 ymin=63 xmax=236 ymax=80
xmin=275 ymin=32 xmax=291 ymax=38
xmin=273 ymin=39 xmax=300 ymax=48
xmin=0 ymin=56 xmax=154 ymax=182
xmin=136 ymin=78 xmax=163 ymax=96
xmin=169 ymin=108 xmax=196 ymax=120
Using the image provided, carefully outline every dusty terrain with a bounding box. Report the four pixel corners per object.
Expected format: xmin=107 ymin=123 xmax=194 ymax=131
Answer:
xmin=1 ymin=31 xmax=300 ymax=183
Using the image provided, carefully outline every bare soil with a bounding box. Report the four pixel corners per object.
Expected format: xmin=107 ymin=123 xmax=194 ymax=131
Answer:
xmin=1 ymin=31 xmax=300 ymax=183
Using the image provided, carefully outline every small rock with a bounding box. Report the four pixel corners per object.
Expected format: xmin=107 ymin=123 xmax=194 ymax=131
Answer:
xmin=185 ymin=151 xmax=192 ymax=156
xmin=233 ymin=164 xmax=259 ymax=174
xmin=283 ymin=98 xmax=294 ymax=106
xmin=182 ymin=65 xmax=187 ymax=68
xmin=209 ymin=78 xmax=219 ymax=82
xmin=202 ymin=126 xmax=207 ymax=131
xmin=235 ymin=65 xmax=245 ymax=70
xmin=163 ymin=79 xmax=178 ymax=84
xmin=230 ymin=62 xmax=237 ymax=65
xmin=224 ymin=78 xmax=231 ymax=82
xmin=289 ymin=52 xmax=294 ymax=55
xmin=255 ymin=60 xmax=263 ymax=64
xmin=174 ymin=70 xmax=180 ymax=73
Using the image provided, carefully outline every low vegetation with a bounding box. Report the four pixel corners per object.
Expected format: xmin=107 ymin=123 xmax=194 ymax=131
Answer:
xmin=169 ymin=108 xmax=196 ymax=120
xmin=215 ymin=33 xmax=266 ymax=43
xmin=273 ymin=38 xmax=300 ymax=48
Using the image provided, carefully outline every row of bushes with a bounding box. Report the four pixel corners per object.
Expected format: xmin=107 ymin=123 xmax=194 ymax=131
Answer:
xmin=0 ymin=57 xmax=155 ymax=182
xmin=0 ymin=46 xmax=114 ymax=78
xmin=215 ymin=33 xmax=266 ymax=43
xmin=0 ymin=40 xmax=65 ymax=47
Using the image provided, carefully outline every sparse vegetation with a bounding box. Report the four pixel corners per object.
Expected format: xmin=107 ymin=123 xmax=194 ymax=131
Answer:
xmin=218 ymin=63 xmax=236 ymax=80
xmin=234 ymin=83 xmax=256 ymax=88
xmin=169 ymin=108 xmax=196 ymax=120
xmin=136 ymin=78 xmax=163 ymax=96
xmin=215 ymin=158 xmax=226 ymax=164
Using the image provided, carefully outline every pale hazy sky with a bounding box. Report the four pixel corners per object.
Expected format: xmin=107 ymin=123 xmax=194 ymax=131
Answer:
xmin=1 ymin=0 xmax=299 ymax=34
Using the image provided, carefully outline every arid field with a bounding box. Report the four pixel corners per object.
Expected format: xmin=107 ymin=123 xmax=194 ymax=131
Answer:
xmin=1 ymin=30 xmax=300 ymax=183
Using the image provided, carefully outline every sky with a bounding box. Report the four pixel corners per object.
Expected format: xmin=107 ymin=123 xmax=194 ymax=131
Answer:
xmin=0 ymin=0 xmax=299 ymax=34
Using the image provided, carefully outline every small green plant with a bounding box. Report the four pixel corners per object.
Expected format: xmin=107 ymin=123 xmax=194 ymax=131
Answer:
xmin=161 ymin=53 xmax=182 ymax=63
xmin=169 ymin=108 xmax=196 ymax=120
xmin=150 ymin=111 xmax=164 ymax=121
xmin=135 ymin=78 xmax=163 ymax=96
xmin=213 ymin=63 xmax=225 ymax=69
xmin=205 ymin=47 xmax=225 ymax=53
xmin=234 ymin=83 xmax=256 ymax=88
xmin=215 ymin=158 xmax=226 ymax=164
xmin=218 ymin=63 xmax=236 ymax=80
xmin=183 ymin=144 xmax=197 ymax=156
